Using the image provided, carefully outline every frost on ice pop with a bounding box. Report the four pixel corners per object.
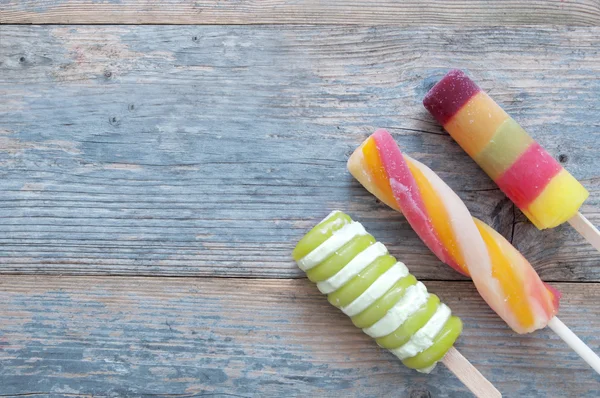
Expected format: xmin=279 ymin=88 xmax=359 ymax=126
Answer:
xmin=423 ymin=69 xmax=589 ymax=230
xmin=347 ymin=129 xmax=560 ymax=334
xmin=292 ymin=211 xmax=463 ymax=373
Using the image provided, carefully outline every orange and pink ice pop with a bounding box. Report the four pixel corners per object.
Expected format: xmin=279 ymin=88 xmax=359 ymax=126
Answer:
xmin=422 ymin=69 xmax=589 ymax=230
xmin=348 ymin=129 xmax=560 ymax=334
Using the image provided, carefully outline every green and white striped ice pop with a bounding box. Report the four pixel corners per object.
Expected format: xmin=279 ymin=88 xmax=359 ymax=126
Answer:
xmin=292 ymin=211 xmax=463 ymax=373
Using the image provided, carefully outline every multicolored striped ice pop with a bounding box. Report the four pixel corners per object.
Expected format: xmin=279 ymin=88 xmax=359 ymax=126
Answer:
xmin=422 ymin=69 xmax=589 ymax=230
xmin=347 ymin=129 xmax=560 ymax=334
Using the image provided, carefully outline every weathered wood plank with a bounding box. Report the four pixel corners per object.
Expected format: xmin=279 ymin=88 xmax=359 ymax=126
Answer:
xmin=2 ymin=0 xmax=600 ymax=26
xmin=0 ymin=276 xmax=598 ymax=397
xmin=1 ymin=25 xmax=599 ymax=280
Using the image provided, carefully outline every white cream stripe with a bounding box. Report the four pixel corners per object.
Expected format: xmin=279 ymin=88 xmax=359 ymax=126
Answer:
xmin=341 ymin=262 xmax=409 ymax=317
xmin=317 ymin=242 xmax=388 ymax=294
xmin=391 ymin=304 xmax=451 ymax=360
xmin=363 ymin=282 xmax=429 ymax=338
xmin=297 ymin=222 xmax=367 ymax=271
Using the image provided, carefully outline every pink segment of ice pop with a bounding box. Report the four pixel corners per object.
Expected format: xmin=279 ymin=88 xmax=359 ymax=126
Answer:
xmin=495 ymin=143 xmax=562 ymax=209
xmin=372 ymin=129 xmax=464 ymax=274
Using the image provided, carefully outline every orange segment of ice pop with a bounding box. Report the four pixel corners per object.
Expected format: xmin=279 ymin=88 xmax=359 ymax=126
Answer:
xmin=524 ymin=169 xmax=590 ymax=229
xmin=362 ymin=137 xmax=397 ymax=207
xmin=444 ymin=92 xmax=510 ymax=158
xmin=474 ymin=218 xmax=534 ymax=329
xmin=406 ymin=158 xmax=469 ymax=275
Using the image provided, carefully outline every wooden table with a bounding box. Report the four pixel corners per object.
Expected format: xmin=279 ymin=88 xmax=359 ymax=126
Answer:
xmin=1 ymin=1 xmax=600 ymax=396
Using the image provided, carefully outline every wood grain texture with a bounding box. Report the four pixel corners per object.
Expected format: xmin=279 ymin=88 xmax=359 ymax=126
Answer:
xmin=1 ymin=25 xmax=599 ymax=280
xmin=441 ymin=348 xmax=502 ymax=398
xmin=2 ymin=0 xmax=600 ymax=25
xmin=0 ymin=276 xmax=598 ymax=397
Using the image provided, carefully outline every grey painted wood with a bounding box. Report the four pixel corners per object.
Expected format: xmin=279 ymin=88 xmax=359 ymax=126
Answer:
xmin=1 ymin=25 xmax=599 ymax=280
xmin=2 ymin=0 xmax=600 ymax=25
xmin=0 ymin=276 xmax=598 ymax=397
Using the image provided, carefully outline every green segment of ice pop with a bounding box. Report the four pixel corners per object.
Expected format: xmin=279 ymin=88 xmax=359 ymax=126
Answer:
xmin=474 ymin=118 xmax=534 ymax=180
xmin=292 ymin=211 xmax=352 ymax=261
xmin=376 ymin=294 xmax=440 ymax=349
xmin=402 ymin=316 xmax=463 ymax=370
xmin=350 ymin=274 xmax=418 ymax=328
xmin=306 ymin=234 xmax=376 ymax=282
xmin=327 ymin=254 xmax=395 ymax=308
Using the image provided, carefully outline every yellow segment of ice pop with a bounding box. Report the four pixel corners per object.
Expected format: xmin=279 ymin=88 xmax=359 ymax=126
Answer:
xmin=524 ymin=169 xmax=590 ymax=229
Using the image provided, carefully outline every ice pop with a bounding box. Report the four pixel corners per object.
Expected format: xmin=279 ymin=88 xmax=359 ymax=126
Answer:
xmin=347 ymin=129 xmax=600 ymax=372
xmin=422 ymin=69 xmax=590 ymax=232
xmin=293 ymin=211 xmax=501 ymax=396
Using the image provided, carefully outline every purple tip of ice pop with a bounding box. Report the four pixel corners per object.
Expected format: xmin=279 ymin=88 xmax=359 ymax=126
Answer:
xmin=423 ymin=69 xmax=481 ymax=126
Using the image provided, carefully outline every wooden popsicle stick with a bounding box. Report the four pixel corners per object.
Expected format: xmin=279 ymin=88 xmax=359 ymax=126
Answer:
xmin=442 ymin=347 xmax=502 ymax=398
xmin=547 ymin=316 xmax=600 ymax=374
xmin=568 ymin=212 xmax=600 ymax=253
